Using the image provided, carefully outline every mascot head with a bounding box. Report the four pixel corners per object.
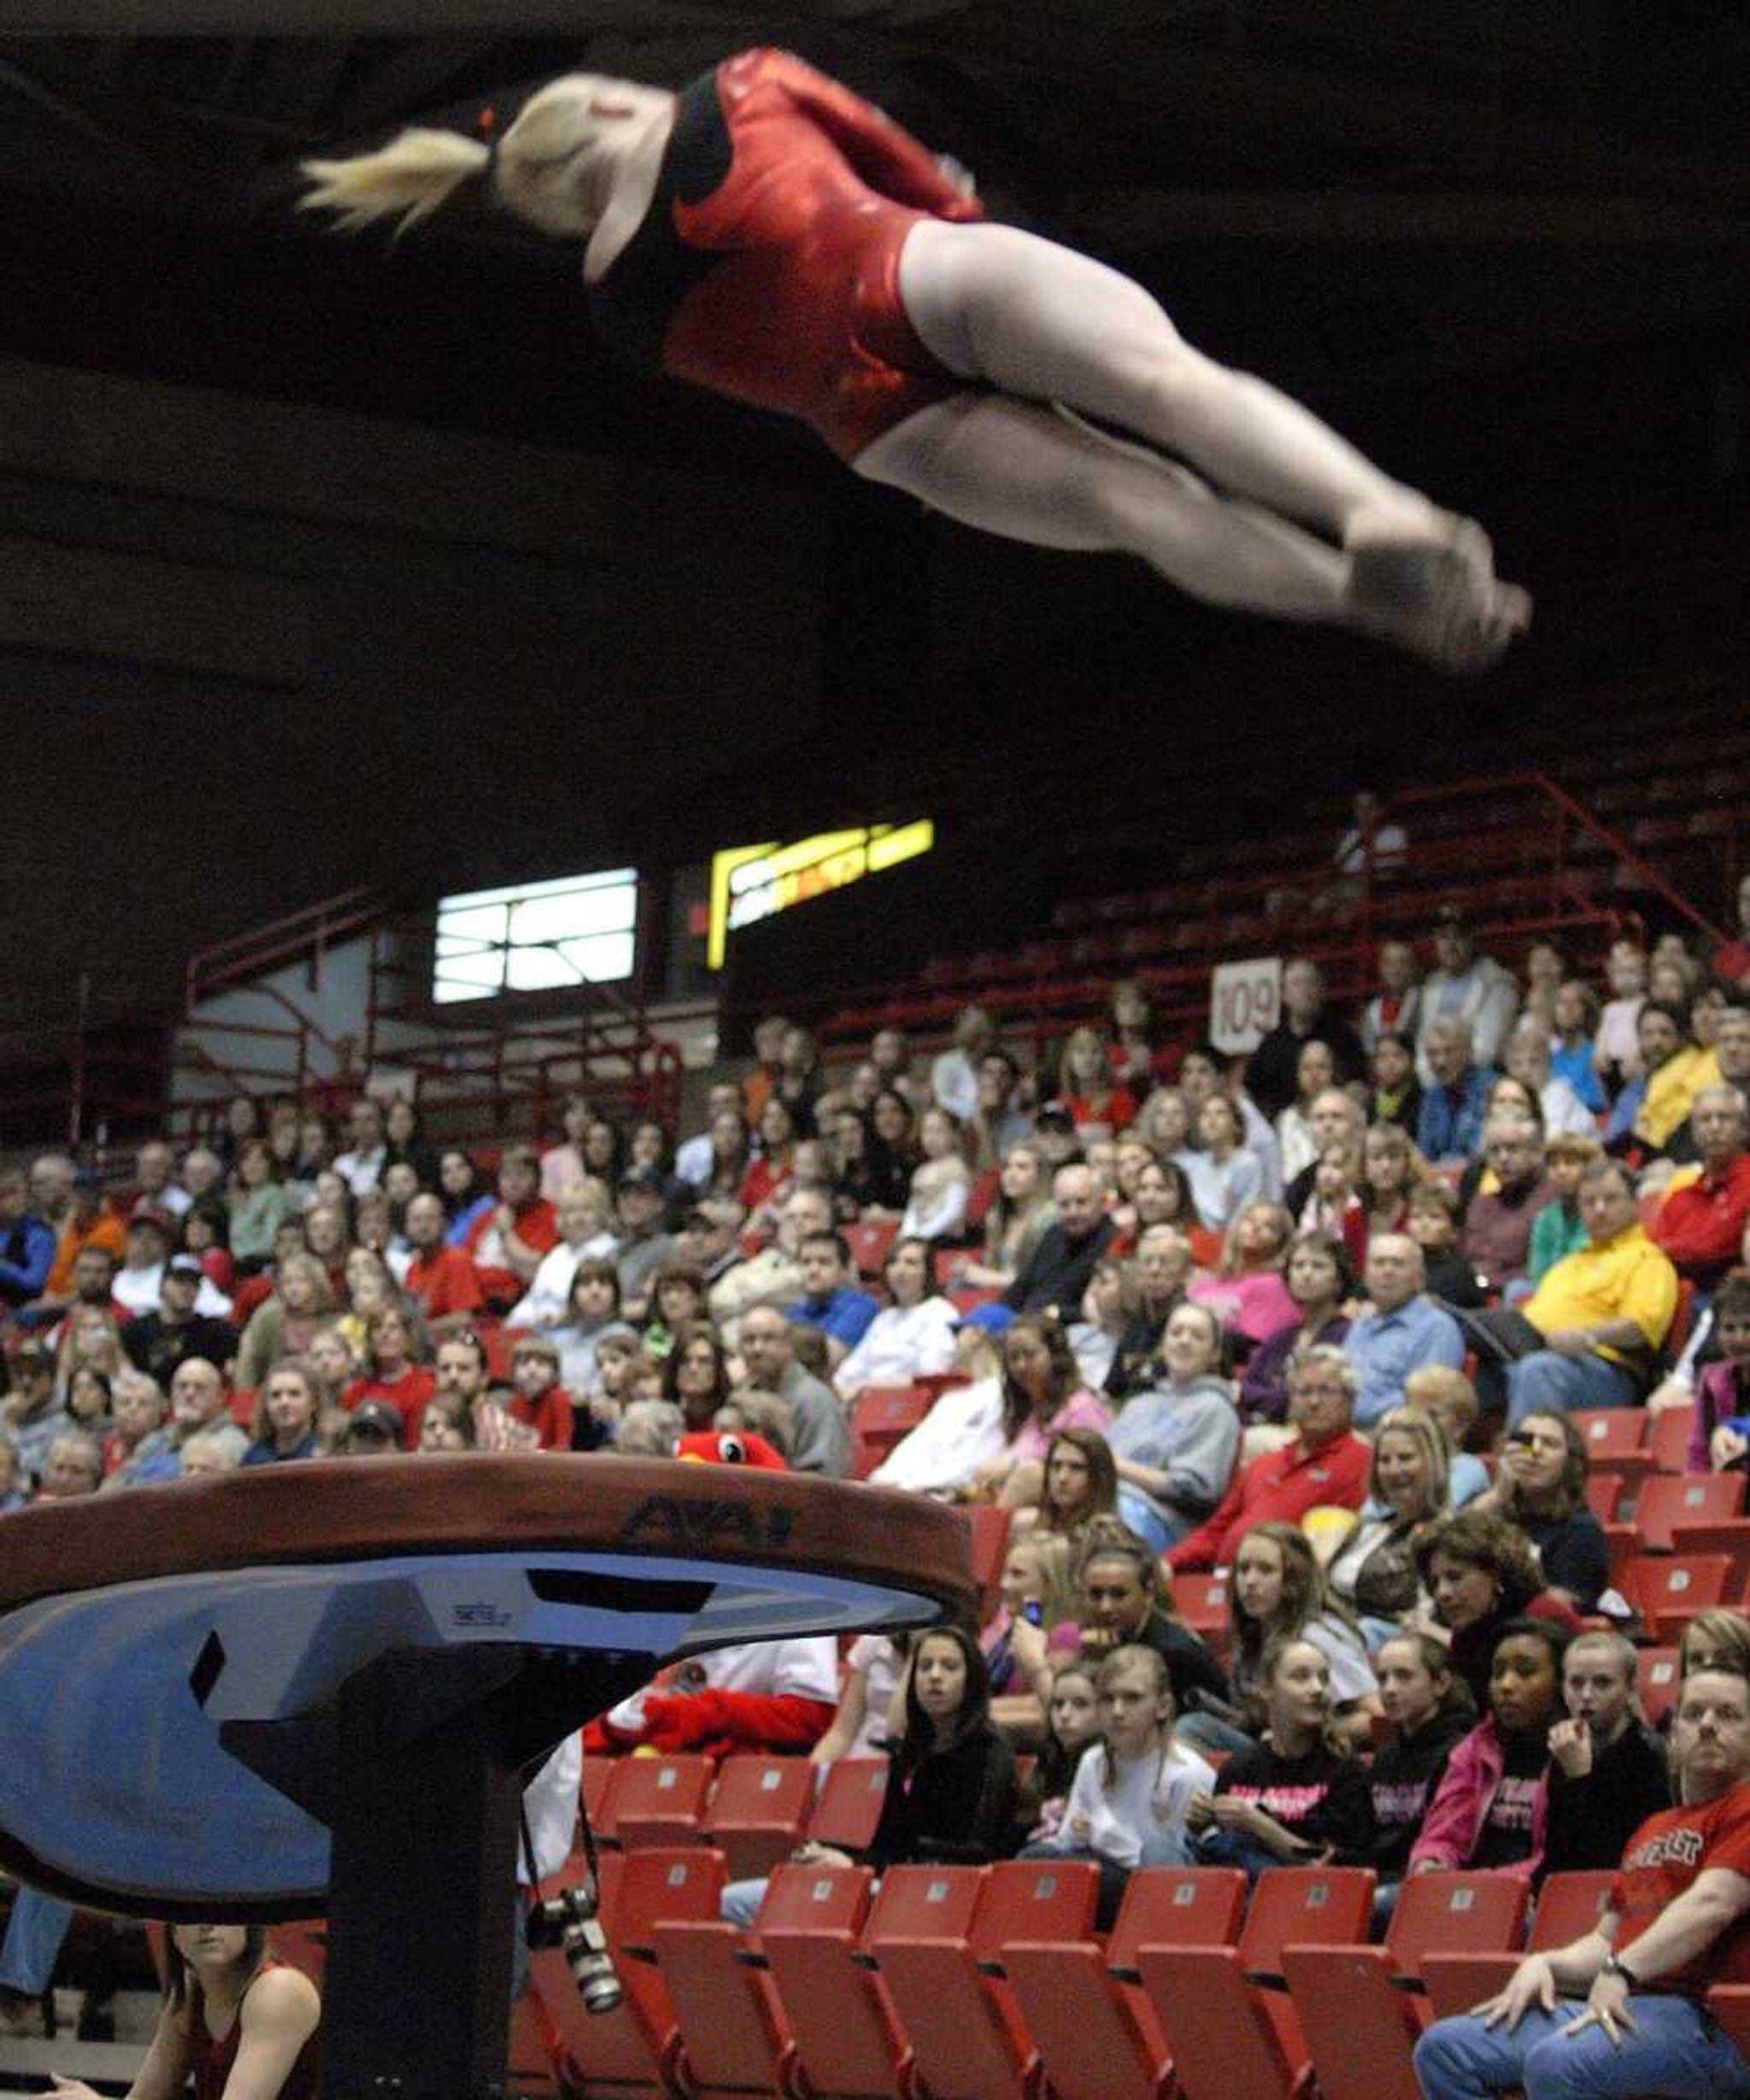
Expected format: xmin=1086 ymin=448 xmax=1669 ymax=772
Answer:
xmin=676 ymin=1428 xmax=789 ymax=1471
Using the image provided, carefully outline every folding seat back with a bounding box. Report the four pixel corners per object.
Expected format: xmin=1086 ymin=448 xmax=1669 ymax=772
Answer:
xmin=1672 ymin=1521 xmax=1750 ymax=1597
xmin=537 ymin=1847 xmax=724 ymax=2099
xmin=1140 ymin=1866 xmax=1374 ymax=2100
xmin=1284 ymin=1869 xmax=1527 ymax=2100
xmin=754 ymin=1860 xmax=873 ymax=1939
xmin=806 ymin=1757 xmax=890 ymax=1851
xmin=1008 ymin=1867 xmax=1247 ymax=2100
xmin=1585 ymin=1469 xmax=1626 ymax=1522
xmin=1651 ymin=1405 xmax=1698 ymax=1475
xmin=850 ymin=1384 xmax=934 ymax=1480
xmin=1637 ymin=1645 xmax=1682 ymax=1728
xmin=1379 ymin=1873 xmax=1536 ymax=2032
xmin=608 ymin=1753 xmax=714 ymax=1851
xmin=761 ymin=1864 xmax=955 ymax=2100
xmin=1635 ymin=1475 xmax=1746 ymax=1553
xmin=1529 ymin=1871 xmax=1618 ymax=1948
xmin=703 ymin=1755 xmax=813 ymax=1880
xmin=874 ymin=1863 xmax=1091 ymax=2100
xmin=1625 ymin=1553 xmax=1733 ymax=1642
xmin=844 ymin=1217 xmax=898 ymax=1277
xmin=1174 ymin=1575 xmax=1231 ymax=1655
xmin=655 ymin=1865 xmax=849 ymax=2100
xmin=1571 ymin=1408 xmax=1649 ymax=1461
xmin=966 ymin=1504 xmax=1013 ymax=1619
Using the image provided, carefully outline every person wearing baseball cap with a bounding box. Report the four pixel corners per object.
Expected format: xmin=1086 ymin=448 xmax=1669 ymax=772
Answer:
xmin=339 ymin=1400 xmax=404 ymax=1454
xmin=121 ymin=1252 xmax=238 ymax=1387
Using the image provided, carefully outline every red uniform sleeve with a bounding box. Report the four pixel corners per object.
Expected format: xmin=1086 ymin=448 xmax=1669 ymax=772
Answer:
xmin=759 ymin=49 xmax=986 ymax=221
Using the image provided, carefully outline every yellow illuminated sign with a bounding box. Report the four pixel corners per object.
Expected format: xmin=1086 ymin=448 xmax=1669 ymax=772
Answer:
xmin=708 ymin=822 xmax=935 ymax=970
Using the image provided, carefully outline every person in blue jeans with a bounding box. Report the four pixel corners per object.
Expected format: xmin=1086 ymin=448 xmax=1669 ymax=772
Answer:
xmin=0 ymin=1886 xmax=74 ymax=2036
xmin=1412 ymin=1663 xmax=1750 ymax=2099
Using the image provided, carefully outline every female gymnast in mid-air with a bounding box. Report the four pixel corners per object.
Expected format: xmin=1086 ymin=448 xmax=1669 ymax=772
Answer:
xmin=302 ymin=46 xmax=1529 ymax=672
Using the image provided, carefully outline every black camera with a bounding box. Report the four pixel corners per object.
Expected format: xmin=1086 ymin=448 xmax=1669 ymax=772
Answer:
xmin=525 ymin=1880 xmax=624 ymax=2015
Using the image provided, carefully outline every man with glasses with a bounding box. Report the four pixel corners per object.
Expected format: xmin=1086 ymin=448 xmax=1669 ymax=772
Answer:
xmin=1415 ymin=1661 xmax=1750 ymax=2099
xmin=1167 ymin=1344 xmax=1370 ymax=1572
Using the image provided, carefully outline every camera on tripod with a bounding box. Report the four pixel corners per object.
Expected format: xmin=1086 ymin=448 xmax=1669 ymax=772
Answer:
xmin=524 ymin=1880 xmax=624 ymax=2015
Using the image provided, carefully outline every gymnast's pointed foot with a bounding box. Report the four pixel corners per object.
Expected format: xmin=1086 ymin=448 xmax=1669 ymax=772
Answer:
xmin=1350 ymin=566 xmax=1531 ymax=675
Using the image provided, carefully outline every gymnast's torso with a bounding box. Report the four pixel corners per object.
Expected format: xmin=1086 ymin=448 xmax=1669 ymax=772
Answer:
xmin=584 ymin=47 xmax=984 ymax=460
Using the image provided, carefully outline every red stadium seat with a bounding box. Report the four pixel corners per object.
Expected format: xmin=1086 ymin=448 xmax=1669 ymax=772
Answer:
xmin=702 ymin=1756 xmax=813 ymax=1880
xmin=1173 ymin=1574 xmax=1231 ymax=1657
xmin=1005 ymin=1865 xmax=1247 ymax=2100
xmin=1636 ymin=1645 xmax=1682 ymax=1728
xmin=655 ymin=1865 xmax=869 ymax=2100
xmin=1624 ymin=1553 xmax=1735 ymax=1642
xmin=848 ymin=1385 xmax=933 ymax=1479
xmin=1671 ymin=1522 xmax=1750 ymax=1598
xmin=760 ymin=1863 xmax=914 ymax=2100
xmin=966 ymin=1504 xmax=1012 ymax=1621
xmin=1422 ymin=1872 xmax=1616 ymax=2018
xmin=844 ymin=1218 xmax=898 ymax=1278
xmin=1571 ymin=1409 xmax=1648 ymax=1461
xmin=1635 ymin=1475 xmax=1747 ymax=1553
xmin=1584 ymin=1469 xmax=1626 ymax=1522
xmin=1287 ymin=1872 xmax=1531 ymax=2100
xmin=607 ymin=1755 xmax=715 ymax=1851
xmin=535 ymin=1846 xmax=724 ymax=2100
xmin=806 ymin=1757 xmax=890 ymax=1853
xmin=1651 ymin=1405 xmax=1700 ymax=1475
xmin=872 ymin=1861 xmax=1099 ymax=2100
xmin=914 ymin=1369 xmax=971 ymax=1401
xmin=1137 ymin=1866 xmax=1376 ymax=2100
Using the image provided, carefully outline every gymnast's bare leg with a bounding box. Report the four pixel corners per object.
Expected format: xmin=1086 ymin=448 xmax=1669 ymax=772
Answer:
xmin=861 ymin=218 xmax=1529 ymax=665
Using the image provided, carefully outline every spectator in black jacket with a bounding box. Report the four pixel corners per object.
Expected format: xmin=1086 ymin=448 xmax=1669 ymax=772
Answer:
xmin=1367 ymin=1633 xmax=1475 ymax=1925
xmin=1543 ymin=1630 xmax=1671 ymax=1877
xmin=718 ymin=1624 xmax=1016 ymax=1923
xmin=1246 ymin=959 xmax=1367 ymax=1121
xmin=1005 ymin=1164 xmax=1116 ymax=1317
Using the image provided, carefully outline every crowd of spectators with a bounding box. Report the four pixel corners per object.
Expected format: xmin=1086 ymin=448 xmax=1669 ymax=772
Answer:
xmin=3 ymin=891 xmax=1750 ymax=2069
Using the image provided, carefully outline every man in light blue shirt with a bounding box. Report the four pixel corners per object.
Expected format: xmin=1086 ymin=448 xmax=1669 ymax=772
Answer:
xmin=1344 ymin=1234 xmax=1466 ymax=1428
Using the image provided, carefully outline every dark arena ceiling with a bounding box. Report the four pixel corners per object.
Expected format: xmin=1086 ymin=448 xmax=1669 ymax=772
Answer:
xmin=0 ymin=2 xmax=1747 ymax=478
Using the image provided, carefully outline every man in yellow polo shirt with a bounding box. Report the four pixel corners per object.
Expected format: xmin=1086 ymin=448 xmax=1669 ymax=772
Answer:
xmin=1506 ymin=1159 xmax=1680 ymax=1427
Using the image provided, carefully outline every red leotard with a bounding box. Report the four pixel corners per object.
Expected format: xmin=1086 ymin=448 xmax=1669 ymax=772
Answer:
xmin=587 ymin=49 xmax=985 ymax=460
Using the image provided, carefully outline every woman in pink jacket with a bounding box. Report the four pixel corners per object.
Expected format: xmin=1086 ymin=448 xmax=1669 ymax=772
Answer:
xmin=1407 ymin=1617 xmax=1571 ymax=1882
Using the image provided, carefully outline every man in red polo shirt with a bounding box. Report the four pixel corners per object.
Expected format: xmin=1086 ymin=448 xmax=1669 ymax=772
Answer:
xmin=1414 ymin=1661 xmax=1750 ymax=2097
xmin=1653 ymin=1087 xmax=1750 ymax=1290
xmin=402 ymin=1190 xmax=486 ymax=1333
xmin=463 ymin=1145 xmax=559 ymax=1310
xmin=1166 ymin=1344 xmax=1370 ymax=1573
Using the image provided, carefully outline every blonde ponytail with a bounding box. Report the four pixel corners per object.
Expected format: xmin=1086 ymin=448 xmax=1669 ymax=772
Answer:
xmin=300 ymin=127 xmax=490 ymax=237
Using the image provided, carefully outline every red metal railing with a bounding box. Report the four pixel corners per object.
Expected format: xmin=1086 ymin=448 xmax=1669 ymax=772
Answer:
xmin=185 ymin=885 xmax=385 ymax=1012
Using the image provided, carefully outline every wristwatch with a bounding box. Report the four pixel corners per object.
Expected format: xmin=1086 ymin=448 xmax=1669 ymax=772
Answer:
xmin=1600 ymin=1951 xmax=1639 ymax=1987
